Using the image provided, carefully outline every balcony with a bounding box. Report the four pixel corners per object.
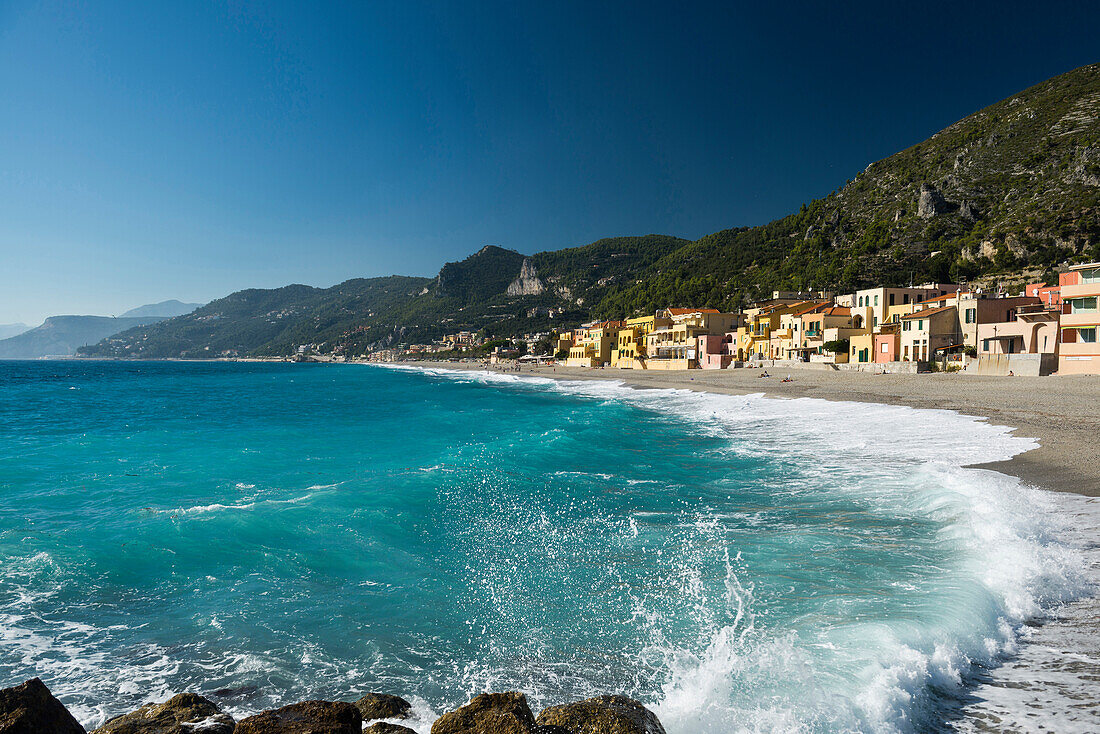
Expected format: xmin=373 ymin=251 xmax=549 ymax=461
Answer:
xmin=1061 ymin=312 xmax=1100 ymax=328
xmin=1060 ymin=283 xmax=1100 ymax=300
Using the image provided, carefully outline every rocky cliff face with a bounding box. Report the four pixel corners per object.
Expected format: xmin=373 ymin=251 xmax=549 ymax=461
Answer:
xmin=506 ymin=259 xmax=546 ymax=296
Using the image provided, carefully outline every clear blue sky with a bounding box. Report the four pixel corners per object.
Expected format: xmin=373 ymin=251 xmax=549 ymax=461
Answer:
xmin=1 ymin=1 xmax=1097 ymax=325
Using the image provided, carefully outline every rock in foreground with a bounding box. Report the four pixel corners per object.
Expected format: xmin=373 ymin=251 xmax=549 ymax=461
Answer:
xmin=430 ymin=692 xmax=537 ymax=734
xmin=536 ymin=695 xmax=666 ymax=734
xmin=354 ymin=693 xmax=413 ymax=721
xmin=365 ymin=724 xmax=418 ymax=734
xmin=235 ymin=700 xmax=361 ymax=734
xmin=91 ymin=693 xmax=234 ymax=734
xmin=0 ymin=678 xmax=85 ymax=734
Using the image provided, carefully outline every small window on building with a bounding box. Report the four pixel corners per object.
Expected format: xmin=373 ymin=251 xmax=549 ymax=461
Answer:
xmin=1081 ymin=327 xmax=1098 ymax=343
xmin=874 ymin=295 xmax=879 ymax=306
xmin=918 ymin=320 xmax=924 ymax=330
xmin=982 ymin=339 xmax=990 ymax=352
xmin=889 ymin=294 xmax=896 ymax=306
xmin=903 ymin=294 xmax=910 ymax=304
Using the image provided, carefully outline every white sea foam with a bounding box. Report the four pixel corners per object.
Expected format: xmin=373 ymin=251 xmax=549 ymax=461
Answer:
xmin=387 ymin=365 xmax=1096 ymax=733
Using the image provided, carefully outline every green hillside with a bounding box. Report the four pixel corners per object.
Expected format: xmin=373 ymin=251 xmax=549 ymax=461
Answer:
xmin=80 ymin=64 xmax=1100 ymax=359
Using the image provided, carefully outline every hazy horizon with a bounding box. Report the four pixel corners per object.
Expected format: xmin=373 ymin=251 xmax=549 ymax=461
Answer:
xmin=2 ymin=1 xmax=1098 ymax=324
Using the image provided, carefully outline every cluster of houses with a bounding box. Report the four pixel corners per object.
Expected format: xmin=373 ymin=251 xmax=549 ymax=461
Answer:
xmin=552 ymin=262 xmax=1100 ymax=376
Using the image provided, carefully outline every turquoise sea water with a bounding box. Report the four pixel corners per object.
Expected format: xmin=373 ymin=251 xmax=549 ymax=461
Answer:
xmin=0 ymin=361 xmax=1089 ymax=732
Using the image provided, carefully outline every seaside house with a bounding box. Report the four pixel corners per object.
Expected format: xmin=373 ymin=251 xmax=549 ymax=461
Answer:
xmin=776 ymin=302 xmax=830 ymax=360
xmin=915 ymin=291 xmax=1041 ymax=350
xmin=696 ymin=334 xmax=735 ymax=369
xmin=800 ymin=306 xmax=855 ymax=361
xmin=977 ymin=303 xmax=1061 ymax=356
xmin=645 ymin=308 xmax=740 ymax=369
xmin=1058 ymin=262 xmax=1100 ymax=374
xmin=612 ymin=314 xmax=671 ymax=368
xmin=565 ymin=321 xmax=623 ymax=367
xmin=899 ymin=305 xmax=959 ymax=361
xmin=737 ymin=301 xmax=813 ymax=360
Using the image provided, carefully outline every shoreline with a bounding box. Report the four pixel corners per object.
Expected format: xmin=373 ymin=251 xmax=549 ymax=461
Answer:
xmin=401 ymin=360 xmax=1100 ymax=497
xmin=398 ymin=359 xmax=1100 ymax=729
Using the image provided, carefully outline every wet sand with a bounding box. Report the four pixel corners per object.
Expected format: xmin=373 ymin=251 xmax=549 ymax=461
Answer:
xmin=406 ymin=362 xmax=1100 ymax=497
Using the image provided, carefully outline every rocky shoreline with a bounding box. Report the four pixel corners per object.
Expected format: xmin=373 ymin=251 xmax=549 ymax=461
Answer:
xmin=0 ymin=678 xmax=666 ymax=734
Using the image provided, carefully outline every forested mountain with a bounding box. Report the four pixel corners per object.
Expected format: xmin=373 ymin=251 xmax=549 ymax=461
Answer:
xmin=80 ymin=64 xmax=1100 ymax=359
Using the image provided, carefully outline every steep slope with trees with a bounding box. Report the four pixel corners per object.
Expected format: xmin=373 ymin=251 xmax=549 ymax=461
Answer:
xmin=80 ymin=64 xmax=1100 ymax=358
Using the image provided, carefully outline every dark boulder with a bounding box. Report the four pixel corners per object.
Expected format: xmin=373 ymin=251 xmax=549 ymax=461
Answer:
xmin=0 ymin=678 xmax=85 ymax=734
xmin=365 ymin=724 xmax=418 ymax=734
xmin=431 ymin=692 xmax=537 ymax=734
xmin=235 ymin=700 xmax=361 ymax=734
xmin=354 ymin=693 xmax=412 ymax=721
xmin=535 ymin=695 xmax=666 ymax=734
xmin=91 ymin=693 xmax=233 ymax=734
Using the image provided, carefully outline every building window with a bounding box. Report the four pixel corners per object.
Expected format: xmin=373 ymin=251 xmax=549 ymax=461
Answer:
xmin=1081 ymin=268 xmax=1100 ymax=285
xmin=1080 ymin=327 xmax=1098 ymax=343
xmin=903 ymin=294 xmax=910 ymax=304
xmin=982 ymin=339 xmax=990 ymax=352
xmin=918 ymin=320 xmax=924 ymax=330
xmin=873 ymin=316 xmax=878 ymax=326
xmin=965 ymin=308 xmax=976 ymax=324
xmin=1069 ymin=296 xmax=1099 ymax=314
xmin=874 ymin=295 xmax=879 ymax=306
xmin=889 ymin=294 xmax=896 ymax=306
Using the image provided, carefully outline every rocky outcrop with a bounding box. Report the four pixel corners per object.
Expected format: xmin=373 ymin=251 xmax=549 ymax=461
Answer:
xmin=365 ymin=724 xmax=418 ymax=734
xmin=535 ymin=695 xmax=666 ymax=734
xmin=91 ymin=693 xmax=233 ymax=734
xmin=235 ymin=700 xmax=361 ymax=734
xmin=354 ymin=693 xmax=412 ymax=721
xmin=0 ymin=678 xmax=85 ymax=734
xmin=506 ymin=260 xmax=545 ymax=297
xmin=916 ymin=183 xmax=955 ymax=218
xmin=430 ymin=692 xmax=537 ymax=734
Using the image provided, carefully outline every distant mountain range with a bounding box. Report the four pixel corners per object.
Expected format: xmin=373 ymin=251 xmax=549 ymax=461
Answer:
xmin=120 ymin=300 xmax=202 ymax=318
xmin=0 ymin=323 xmax=29 ymax=340
xmin=0 ymin=316 xmax=169 ymax=359
xmin=80 ymin=63 xmax=1100 ymax=360
xmin=0 ymin=300 xmax=204 ymax=359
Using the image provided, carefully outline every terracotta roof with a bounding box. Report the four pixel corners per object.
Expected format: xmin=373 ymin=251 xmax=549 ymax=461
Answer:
xmin=824 ymin=306 xmax=850 ymax=316
xmin=901 ymin=305 xmax=956 ymax=319
xmin=918 ymin=291 xmax=967 ymax=304
xmin=793 ymin=302 xmax=831 ymax=316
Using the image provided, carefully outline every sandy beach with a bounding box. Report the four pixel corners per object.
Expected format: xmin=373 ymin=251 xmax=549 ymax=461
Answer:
xmin=406 ymin=361 xmax=1100 ymax=497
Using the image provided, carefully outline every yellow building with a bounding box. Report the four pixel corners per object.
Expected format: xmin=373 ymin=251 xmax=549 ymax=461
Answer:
xmin=737 ymin=302 xmax=816 ymax=360
xmin=612 ymin=314 xmax=671 ymax=368
xmin=565 ymin=321 xmax=623 ymax=367
xmin=645 ymin=308 xmax=741 ymax=367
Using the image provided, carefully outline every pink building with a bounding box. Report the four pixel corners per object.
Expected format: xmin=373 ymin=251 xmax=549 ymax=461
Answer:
xmin=696 ymin=334 xmax=733 ymax=369
xmin=873 ymin=332 xmax=899 ymax=363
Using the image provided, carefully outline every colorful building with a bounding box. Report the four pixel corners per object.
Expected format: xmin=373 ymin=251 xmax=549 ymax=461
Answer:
xmin=899 ymin=306 xmax=959 ymax=361
xmin=565 ymin=321 xmax=623 ymax=367
xmin=1058 ymin=262 xmax=1100 ymax=374
xmin=612 ymin=314 xmax=671 ymax=368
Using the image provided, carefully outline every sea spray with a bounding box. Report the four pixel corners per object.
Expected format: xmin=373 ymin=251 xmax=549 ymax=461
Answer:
xmin=0 ymin=360 xmax=1091 ymax=732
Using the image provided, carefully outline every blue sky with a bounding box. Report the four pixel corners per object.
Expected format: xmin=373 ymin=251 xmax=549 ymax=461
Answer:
xmin=1 ymin=1 xmax=1097 ymax=325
